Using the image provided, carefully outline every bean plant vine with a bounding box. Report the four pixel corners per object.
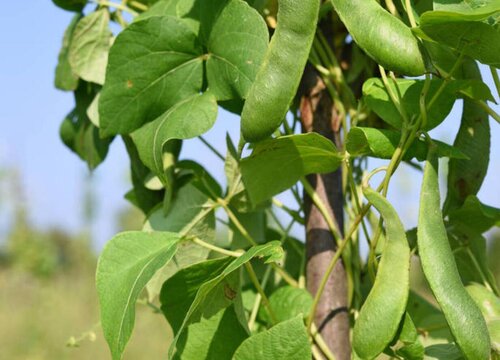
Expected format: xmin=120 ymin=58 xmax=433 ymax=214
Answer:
xmin=50 ymin=0 xmax=500 ymax=359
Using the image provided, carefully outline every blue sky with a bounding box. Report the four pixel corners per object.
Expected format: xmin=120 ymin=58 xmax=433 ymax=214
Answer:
xmin=0 ymin=1 xmax=498 ymax=249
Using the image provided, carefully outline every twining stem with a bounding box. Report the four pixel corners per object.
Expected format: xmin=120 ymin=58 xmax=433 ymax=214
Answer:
xmin=199 ymin=136 xmax=225 ymax=161
xmin=404 ymin=0 xmax=417 ymax=27
xmin=248 ymin=266 xmax=273 ymax=330
xmin=379 ymin=66 xmax=409 ymax=124
xmin=301 ymin=177 xmax=343 ymax=242
xmin=245 ymin=262 xmax=278 ymax=325
xmin=311 ymin=323 xmax=337 ymax=360
xmin=384 ymin=0 xmax=400 ymax=17
xmin=218 ymin=198 xmax=299 ymax=287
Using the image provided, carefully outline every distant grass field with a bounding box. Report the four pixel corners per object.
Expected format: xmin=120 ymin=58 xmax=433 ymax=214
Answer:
xmin=0 ymin=269 xmax=172 ymax=360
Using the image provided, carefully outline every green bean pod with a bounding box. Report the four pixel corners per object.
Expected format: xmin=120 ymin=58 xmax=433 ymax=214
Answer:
xmin=330 ymin=0 xmax=427 ymax=76
xmin=240 ymin=0 xmax=320 ymax=142
xmin=418 ymin=146 xmax=490 ymax=360
xmin=353 ymin=187 xmax=410 ymax=359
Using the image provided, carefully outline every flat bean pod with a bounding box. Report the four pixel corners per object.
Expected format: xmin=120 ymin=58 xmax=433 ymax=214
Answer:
xmin=418 ymin=146 xmax=490 ymax=360
xmin=241 ymin=0 xmax=320 ymax=142
xmin=353 ymin=187 xmax=410 ymax=359
xmin=330 ymin=0 xmax=427 ymax=76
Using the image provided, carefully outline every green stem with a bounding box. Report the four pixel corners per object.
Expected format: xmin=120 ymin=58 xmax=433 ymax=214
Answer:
xmin=311 ymin=323 xmax=337 ymax=360
xmin=199 ymin=136 xmax=225 ymax=161
xmin=191 ymin=237 xmax=242 ymax=258
xmin=248 ymin=266 xmax=273 ymax=330
xmin=379 ymin=66 xmax=409 ymax=124
xmin=475 ymin=100 xmax=500 ymax=125
xmin=127 ymin=0 xmax=148 ymax=11
xmin=219 ymin=198 xmax=299 ymax=287
xmin=301 ymin=177 xmax=343 ymax=242
xmin=245 ymin=262 xmax=278 ymax=325
xmin=404 ymin=0 xmax=417 ymax=27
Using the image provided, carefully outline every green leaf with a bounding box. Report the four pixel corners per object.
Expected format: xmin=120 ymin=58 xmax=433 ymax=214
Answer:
xmin=55 ymin=14 xmax=81 ymax=91
xmin=134 ymin=0 xmax=179 ymax=22
xmin=204 ymin=0 xmax=269 ymax=100
xmin=448 ymin=229 xmax=496 ymax=287
xmin=144 ymin=183 xmax=215 ymax=301
xmin=100 ymin=15 xmax=204 ymax=135
xmin=447 ymin=79 xmax=495 ymax=101
xmin=424 ymin=343 xmax=464 ymax=359
xmin=59 ymin=82 xmax=112 ymax=170
xmin=489 ymin=319 xmax=500 ymax=354
xmin=233 ymin=316 xmax=311 ymax=360
xmin=433 ymin=0 xmax=500 ymax=19
xmin=345 ymin=127 xmax=467 ymax=161
xmin=160 ymin=257 xmax=235 ymax=332
xmin=174 ymin=305 xmax=249 ymax=360
xmin=448 ymin=195 xmax=500 ymax=233
xmin=406 ymin=292 xmax=453 ymax=345
xmin=52 ymin=0 xmax=87 ymax=12
xmin=165 ymin=241 xmax=284 ymax=357
xmin=96 ymin=231 xmax=180 ymax=360
xmin=362 ymin=78 xmax=456 ymax=130
xmin=259 ymin=286 xmax=312 ymax=325
xmin=240 ymin=133 xmax=343 ymax=205
xmin=86 ymin=92 xmax=100 ymax=127
xmin=131 ymin=92 xmax=218 ymax=184
xmin=229 ymin=209 xmax=266 ymax=249
xmin=100 ymin=1 xmax=268 ymax=135
xmin=444 ymin=59 xmax=491 ymax=213
xmin=392 ymin=313 xmax=425 ymax=360
xmin=417 ymin=13 xmax=500 ymax=68
xmin=68 ymin=9 xmax=112 ymax=85
xmin=466 ymin=283 xmax=500 ymax=320
xmin=176 ymin=160 xmax=223 ymax=199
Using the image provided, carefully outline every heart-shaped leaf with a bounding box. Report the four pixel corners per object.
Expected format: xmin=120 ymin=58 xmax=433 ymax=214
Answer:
xmin=69 ymin=9 xmax=112 ymax=85
xmin=96 ymin=231 xmax=180 ymax=360
xmin=131 ymin=92 xmax=218 ymax=183
xmin=240 ymin=133 xmax=343 ymax=205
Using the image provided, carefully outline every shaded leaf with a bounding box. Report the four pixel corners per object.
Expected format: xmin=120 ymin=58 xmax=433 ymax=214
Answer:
xmin=240 ymin=133 xmax=343 ymax=205
xmin=96 ymin=231 xmax=180 ymax=360
xmin=233 ymin=316 xmax=311 ymax=360
xmin=259 ymin=286 xmax=312 ymax=325
xmin=174 ymin=305 xmax=248 ymax=360
xmin=424 ymin=343 xmax=464 ymax=359
xmin=122 ymin=136 xmax=165 ymax=214
xmin=345 ymin=127 xmax=467 ymax=160
xmin=144 ymin=183 xmax=215 ymax=301
xmin=448 ymin=195 xmax=500 ymax=233
xmin=362 ymin=78 xmax=456 ymax=130
xmin=165 ymin=241 xmax=283 ymax=357
xmin=444 ymin=60 xmax=491 ymax=213
xmin=69 ymin=9 xmax=112 ymax=85
xmin=59 ymin=82 xmax=112 ymax=170
xmin=52 ymin=0 xmax=86 ymax=12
